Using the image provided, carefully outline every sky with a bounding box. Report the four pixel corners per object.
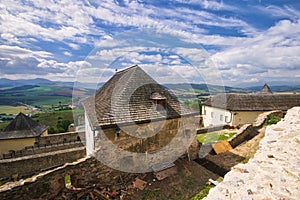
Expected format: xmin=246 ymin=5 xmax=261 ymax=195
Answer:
xmin=0 ymin=0 xmax=300 ymax=87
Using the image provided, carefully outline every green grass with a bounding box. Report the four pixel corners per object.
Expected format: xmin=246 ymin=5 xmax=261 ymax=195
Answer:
xmin=32 ymin=110 xmax=74 ymax=133
xmin=0 ymin=105 xmax=37 ymax=114
xmin=197 ymin=131 xmax=236 ymax=144
xmin=0 ymin=121 xmax=9 ymax=131
xmin=265 ymin=114 xmax=281 ymax=125
xmin=190 ymin=185 xmax=214 ymax=200
xmin=0 ymin=85 xmax=72 ymax=106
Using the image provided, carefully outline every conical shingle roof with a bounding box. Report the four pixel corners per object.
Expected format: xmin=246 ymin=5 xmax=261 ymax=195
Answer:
xmin=258 ymin=84 xmax=273 ymax=94
xmin=0 ymin=112 xmax=48 ymax=139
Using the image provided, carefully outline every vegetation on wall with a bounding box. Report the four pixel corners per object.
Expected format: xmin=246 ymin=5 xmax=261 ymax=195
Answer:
xmin=265 ymin=114 xmax=281 ymax=125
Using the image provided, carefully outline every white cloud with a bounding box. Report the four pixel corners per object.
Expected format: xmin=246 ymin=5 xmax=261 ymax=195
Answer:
xmin=210 ymin=19 xmax=300 ymax=85
xmin=0 ymin=44 xmax=90 ymax=80
xmin=177 ymin=0 xmax=236 ymax=11
xmin=68 ymin=43 xmax=81 ymax=50
xmin=0 ymin=0 xmax=299 ymax=86
xmin=63 ymin=51 xmax=73 ymax=57
xmin=0 ymin=45 xmax=52 ymax=59
xmin=256 ymin=5 xmax=300 ymax=20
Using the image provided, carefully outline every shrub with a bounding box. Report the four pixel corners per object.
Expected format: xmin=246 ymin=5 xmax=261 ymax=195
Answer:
xmin=265 ymin=114 xmax=281 ymax=125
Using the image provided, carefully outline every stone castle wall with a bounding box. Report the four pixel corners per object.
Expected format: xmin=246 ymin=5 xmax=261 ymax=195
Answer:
xmin=37 ymin=131 xmax=81 ymax=146
xmin=204 ymin=107 xmax=300 ymax=199
xmin=228 ymin=110 xmax=284 ymax=148
xmin=0 ymin=147 xmax=86 ymax=180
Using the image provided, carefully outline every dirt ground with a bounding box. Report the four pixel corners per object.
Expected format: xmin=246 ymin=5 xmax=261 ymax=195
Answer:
xmin=203 ymin=127 xmax=266 ymax=172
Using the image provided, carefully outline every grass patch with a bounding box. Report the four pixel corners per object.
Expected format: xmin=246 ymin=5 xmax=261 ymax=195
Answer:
xmin=190 ymin=185 xmax=214 ymax=200
xmin=197 ymin=131 xmax=236 ymax=144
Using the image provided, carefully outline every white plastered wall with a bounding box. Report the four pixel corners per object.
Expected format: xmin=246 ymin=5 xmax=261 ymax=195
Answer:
xmin=84 ymin=112 xmax=95 ymax=155
xmin=202 ymin=106 xmax=232 ymax=127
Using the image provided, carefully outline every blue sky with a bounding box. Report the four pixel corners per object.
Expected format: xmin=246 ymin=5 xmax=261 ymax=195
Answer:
xmin=0 ymin=0 xmax=299 ymax=86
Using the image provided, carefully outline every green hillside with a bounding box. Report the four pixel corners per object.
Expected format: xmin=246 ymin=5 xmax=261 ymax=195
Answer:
xmin=0 ymin=85 xmax=73 ymax=107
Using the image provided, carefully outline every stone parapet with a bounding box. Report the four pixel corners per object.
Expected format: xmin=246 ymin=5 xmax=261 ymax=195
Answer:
xmin=203 ymin=107 xmax=300 ymax=199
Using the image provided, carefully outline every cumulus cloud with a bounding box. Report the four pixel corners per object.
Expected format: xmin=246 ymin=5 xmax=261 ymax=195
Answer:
xmin=0 ymin=44 xmax=90 ymax=80
xmin=210 ymin=19 xmax=300 ymax=85
xmin=0 ymin=0 xmax=299 ymax=85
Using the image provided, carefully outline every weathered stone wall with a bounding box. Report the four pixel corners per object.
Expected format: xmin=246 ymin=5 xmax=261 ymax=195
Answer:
xmin=92 ymin=116 xmax=199 ymax=172
xmin=2 ymin=142 xmax=83 ymax=159
xmin=0 ymin=147 xmax=86 ymax=180
xmin=96 ymin=116 xmax=198 ymax=154
xmin=203 ymin=106 xmax=300 ymax=199
xmin=253 ymin=110 xmax=284 ymax=128
xmin=228 ymin=124 xmax=256 ymax=148
xmin=37 ymin=131 xmax=81 ymax=146
xmin=228 ymin=110 xmax=284 ymax=148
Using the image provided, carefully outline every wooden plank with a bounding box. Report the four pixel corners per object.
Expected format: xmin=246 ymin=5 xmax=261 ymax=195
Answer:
xmin=133 ymin=178 xmax=147 ymax=190
xmin=212 ymin=141 xmax=232 ymax=154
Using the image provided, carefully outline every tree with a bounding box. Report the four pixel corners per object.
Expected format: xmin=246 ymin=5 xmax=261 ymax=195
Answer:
xmin=56 ymin=119 xmax=72 ymax=132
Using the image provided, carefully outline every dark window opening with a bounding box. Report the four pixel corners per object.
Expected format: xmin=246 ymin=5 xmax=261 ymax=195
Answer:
xmin=155 ymin=99 xmax=167 ymax=110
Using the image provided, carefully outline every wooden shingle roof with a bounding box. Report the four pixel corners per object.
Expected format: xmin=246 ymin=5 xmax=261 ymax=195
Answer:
xmin=83 ymin=65 xmax=197 ymax=129
xmin=258 ymin=84 xmax=273 ymax=94
xmin=0 ymin=112 xmax=48 ymax=140
xmin=203 ymin=93 xmax=300 ymax=111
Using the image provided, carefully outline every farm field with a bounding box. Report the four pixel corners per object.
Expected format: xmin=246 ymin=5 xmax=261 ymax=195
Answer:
xmin=0 ymin=106 xmax=37 ymax=115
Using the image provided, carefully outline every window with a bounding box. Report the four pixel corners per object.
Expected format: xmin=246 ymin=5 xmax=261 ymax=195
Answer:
xmin=156 ymin=99 xmax=166 ymax=109
xmin=203 ymin=109 xmax=206 ymax=115
xmin=150 ymin=92 xmax=167 ymax=110
xmin=211 ymin=112 xmax=214 ymax=118
xmin=225 ymin=116 xmax=229 ymax=122
xmin=220 ymin=114 xmax=223 ymax=121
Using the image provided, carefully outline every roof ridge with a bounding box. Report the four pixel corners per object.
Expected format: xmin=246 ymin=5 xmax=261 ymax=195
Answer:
xmin=22 ymin=113 xmax=38 ymax=135
xmin=116 ymin=64 xmax=139 ymax=74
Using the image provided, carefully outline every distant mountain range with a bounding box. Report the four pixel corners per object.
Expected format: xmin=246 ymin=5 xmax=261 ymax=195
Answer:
xmin=0 ymin=78 xmax=299 ymax=93
xmin=0 ymin=78 xmax=74 ymax=88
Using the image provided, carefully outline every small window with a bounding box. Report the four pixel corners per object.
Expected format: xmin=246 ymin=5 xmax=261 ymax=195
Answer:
xmin=211 ymin=112 xmax=214 ymax=118
xmin=225 ymin=116 xmax=229 ymax=122
xmin=220 ymin=114 xmax=223 ymax=121
xmin=156 ymin=99 xmax=166 ymax=109
xmin=203 ymin=109 xmax=206 ymax=115
xmin=150 ymin=92 xmax=167 ymax=111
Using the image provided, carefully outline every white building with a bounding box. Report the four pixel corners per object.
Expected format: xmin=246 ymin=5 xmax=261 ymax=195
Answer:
xmin=202 ymin=84 xmax=300 ymax=127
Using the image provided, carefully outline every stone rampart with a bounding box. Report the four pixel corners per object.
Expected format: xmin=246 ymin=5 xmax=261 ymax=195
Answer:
xmin=203 ymin=107 xmax=300 ymax=199
xmin=0 ymin=147 xmax=86 ymax=180
xmin=2 ymin=141 xmax=83 ymax=159
xmin=37 ymin=131 xmax=82 ymax=146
